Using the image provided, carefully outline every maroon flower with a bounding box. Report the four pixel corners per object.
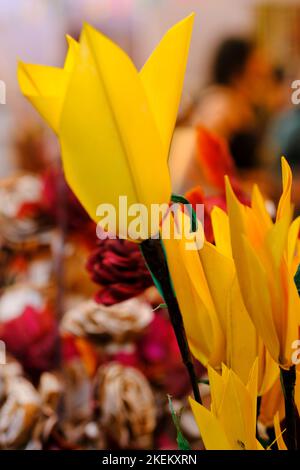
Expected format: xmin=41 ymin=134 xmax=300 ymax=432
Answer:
xmin=86 ymin=239 xmax=153 ymax=306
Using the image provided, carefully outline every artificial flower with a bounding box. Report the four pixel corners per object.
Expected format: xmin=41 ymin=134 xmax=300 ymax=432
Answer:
xmin=190 ymin=361 xmax=263 ymax=450
xmin=0 ymin=305 xmax=58 ymax=375
xmin=206 ymin=205 xmax=278 ymax=393
xmin=225 ymin=158 xmax=300 ymax=368
xmin=163 ymin=211 xmax=225 ymax=368
xmin=185 ymin=184 xmax=250 ymax=243
xmin=18 ymin=15 xmax=194 ymax=239
xmin=86 ymin=238 xmax=153 ymax=305
xmin=163 ymin=208 xmax=278 ymax=394
xmin=196 ymin=126 xmax=239 ymax=191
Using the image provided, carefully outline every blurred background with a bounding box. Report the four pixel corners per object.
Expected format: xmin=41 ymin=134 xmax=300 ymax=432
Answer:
xmin=1 ymin=0 xmax=300 ymax=194
xmin=0 ymin=0 xmax=299 ymax=450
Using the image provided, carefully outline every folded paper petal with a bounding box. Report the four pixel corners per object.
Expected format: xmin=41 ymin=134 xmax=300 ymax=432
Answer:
xmin=18 ymin=36 xmax=78 ymax=133
xmin=189 ymin=397 xmax=232 ymax=450
xmin=163 ymin=213 xmax=225 ymax=366
xmin=277 ymin=157 xmax=292 ymax=222
xmin=241 ymin=235 xmax=280 ymax=362
xmin=190 ymin=362 xmax=262 ymax=450
xmin=199 ymin=241 xmax=234 ymax=333
xmin=59 ymin=24 xmax=170 ymax=233
xmin=251 ymin=184 xmax=272 ymax=232
xmin=140 ymin=14 xmax=194 ymax=157
xmin=225 ymin=176 xmax=283 ymax=364
xmin=225 ymin=275 xmax=258 ymax=386
xmin=211 ymin=206 xmax=232 ymax=258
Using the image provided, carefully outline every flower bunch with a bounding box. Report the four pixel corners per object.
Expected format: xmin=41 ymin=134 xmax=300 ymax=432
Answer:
xmin=18 ymin=11 xmax=300 ymax=450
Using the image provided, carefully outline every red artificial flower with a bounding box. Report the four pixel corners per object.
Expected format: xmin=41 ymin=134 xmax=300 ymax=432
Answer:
xmin=196 ymin=126 xmax=240 ymax=191
xmin=16 ymin=201 xmax=42 ymax=219
xmin=0 ymin=305 xmax=58 ymax=375
xmin=185 ymin=186 xmax=222 ymax=242
xmin=86 ymin=239 xmax=153 ymax=306
xmin=186 ymin=187 xmax=250 ymax=243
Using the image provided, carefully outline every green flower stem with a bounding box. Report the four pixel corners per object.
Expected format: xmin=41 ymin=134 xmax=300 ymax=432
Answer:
xmin=140 ymin=237 xmax=202 ymax=405
xmin=280 ymin=365 xmax=298 ymax=450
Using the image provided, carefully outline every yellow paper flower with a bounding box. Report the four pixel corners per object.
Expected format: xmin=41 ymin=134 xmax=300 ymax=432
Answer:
xmin=163 ymin=209 xmax=278 ymax=394
xmin=162 ymin=212 xmax=225 ymax=369
xmin=225 ymin=158 xmax=300 ymax=368
xmin=18 ymin=15 xmax=194 ymax=239
xmin=201 ymin=206 xmax=278 ymax=393
xmin=190 ymin=361 xmax=264 ymax=450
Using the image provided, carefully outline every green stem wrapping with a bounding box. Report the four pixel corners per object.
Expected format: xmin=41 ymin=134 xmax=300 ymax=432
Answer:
xmin=280 ymin=365 xmax=298 ymax=450
xmin=140 ymin=237 xmax=202 ymax=405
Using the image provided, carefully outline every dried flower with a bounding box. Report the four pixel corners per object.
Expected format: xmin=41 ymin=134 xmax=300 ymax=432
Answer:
xmin=61 ymin=297 xmax=153 ymax=346
xmin=0 ymin=376 xmax=41 ymax=449
xmin=95 ymin=363 xmax=156 ymax=448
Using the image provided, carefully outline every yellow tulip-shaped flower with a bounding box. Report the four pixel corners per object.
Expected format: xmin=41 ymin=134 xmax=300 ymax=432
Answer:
xmin=18 ymin=15 xmax=194 ymax=239
xmin=225 ymin=158 xmax=300 ymax=368
xmin=190 ymin=361 xmax=264 ymax=450
xmin=163 ymin=212 xmax=225 ymax=368
xmin=202 ymin=206 xmax=278 ymax=393
xmin=163 ymin=208 xmax=278 ymax=394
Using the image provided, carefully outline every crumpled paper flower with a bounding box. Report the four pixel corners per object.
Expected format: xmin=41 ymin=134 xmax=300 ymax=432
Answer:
xmin=95 ymin=362 xmax=156 ymax=449
xmin=86 ymin=238 xmax=153 ymax=305
xmin=0 ymin=287 xmax=58 ymax=374
xmin=0 ymin=376 xmax=41 ymax=449
xmin=61 ymin=296 xmax=153 ymax=346
xmin=0 ymin=174 xmax=50 ymax=245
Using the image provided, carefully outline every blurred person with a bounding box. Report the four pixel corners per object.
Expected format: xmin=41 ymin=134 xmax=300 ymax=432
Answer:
xmin=261 ymin=61 xmax=300 ymax=213
xmin=192 ymin=37 xmax=274 ymax=170
xmin=265 ymin=102 xmax=300 ymax=214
